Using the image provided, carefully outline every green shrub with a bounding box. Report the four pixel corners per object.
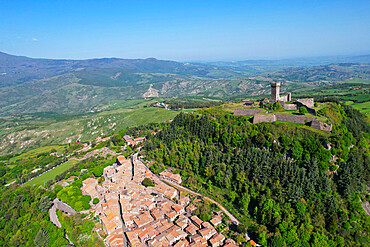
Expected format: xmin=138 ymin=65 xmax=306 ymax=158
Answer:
xmin=93 ymin=198 xmax=99 ymax=204
xmin=53 ymin=184 xmax=63 ymax=194
xmin=200 ymin=212 xmax=211 ymax=221
xmin=299 ymin=106 xmax=308 ymax=115
xmin=142 ymin=178 xmax=154 ymax=187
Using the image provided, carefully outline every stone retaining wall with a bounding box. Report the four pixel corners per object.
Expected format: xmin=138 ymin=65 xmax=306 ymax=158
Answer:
xmin=252 ymin=114 xmax=331 ymax=131
xmin=297 ymin=98 xmax=315 ymax=108
xmin=281 ymin=103 xmax=298 ymax=111
xmin=253 ymin=115 xmax=276 ymax=124
xmin=296 ymin=102 xmax=317 ymax=116
xmin=310 ymin=120 xmax=333 ymax=132
xmin=275 ymin=114 xmax=317 ymax=124
xmin=233 ymin=108 xmax=262 ymax=116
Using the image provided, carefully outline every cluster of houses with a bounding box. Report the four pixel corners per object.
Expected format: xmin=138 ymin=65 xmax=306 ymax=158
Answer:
xmin=159 ymin=171 xmax=182 ymax=184
xmin=123 ymin=135 xmax=146 ymax=147
xmin=81 ymin=155 xmax=238 ymax=247
xmin=154 ymin=102 xmax=169 ymax=109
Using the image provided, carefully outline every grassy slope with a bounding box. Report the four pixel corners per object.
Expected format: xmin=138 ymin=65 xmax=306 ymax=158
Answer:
xmin=23 ymin=159 xmax=78 ymax=186
xmin=0 ymin=102 xmax=178 ymax=156
xmin=8 ymin=145 xmax=65 ymax=163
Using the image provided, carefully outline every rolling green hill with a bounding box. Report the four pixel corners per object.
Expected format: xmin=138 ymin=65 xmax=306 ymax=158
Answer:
xmin=0 ymin=100 xmax=178 ymax=155
xmin=0 ymin=52 xmax=369 ymax=116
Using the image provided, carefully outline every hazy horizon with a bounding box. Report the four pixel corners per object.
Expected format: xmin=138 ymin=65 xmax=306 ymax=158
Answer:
xmin=1 ymin=0 xmax=369 ymax=61
xmin=1 ymin=49 xmax=370 ymax=63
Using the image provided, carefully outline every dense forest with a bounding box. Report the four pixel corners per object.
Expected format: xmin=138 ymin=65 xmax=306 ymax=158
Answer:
xmin=0 ymin=186 xmax=68 ymax=246
xmin=144 ymin=103 xmax=370 ymax=246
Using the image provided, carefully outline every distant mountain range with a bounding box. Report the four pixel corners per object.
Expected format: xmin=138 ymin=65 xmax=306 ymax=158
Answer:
xmin=0 ymin=51 xmax=249 ymax=87
xmin=207 ymin=54 xmax=370 ymax=68
xmin=0 ymin=51 xmax=369 ymax=115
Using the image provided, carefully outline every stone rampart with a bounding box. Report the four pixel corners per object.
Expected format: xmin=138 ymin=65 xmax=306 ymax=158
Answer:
xmin=281 ymin=103 xmax=297 ymax=111
xmin=296 ymin=102 xmax=317 ymax=116
xmin=275 ymin=114 xmax=317 ymax=124
xmin=310 ymin=120 xmax=332 ymax=132
xmin=253 ymin=115 xmax=276 ymax=124
xmin=252 ymin=113 xmax=331 ymax=132
xmin=297 ymin=98 xmax=315 ymax=108
xmin=234 ymin=108 xmax=262 ymax=116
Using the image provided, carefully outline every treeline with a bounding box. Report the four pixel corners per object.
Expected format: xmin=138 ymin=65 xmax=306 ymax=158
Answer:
xmin=144 ymin=104 xmax=369 ymax=246
xmin=164 ymin=98 xmax=223 ymax=110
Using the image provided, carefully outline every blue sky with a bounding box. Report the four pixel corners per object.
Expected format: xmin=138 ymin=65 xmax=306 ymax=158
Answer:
xmin=0 ymin=0 xmax=369 ymax=61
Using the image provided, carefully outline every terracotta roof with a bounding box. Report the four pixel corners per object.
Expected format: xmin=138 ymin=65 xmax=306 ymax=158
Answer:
xmin=198 ymin=227 xmax=217 ymax=240
xmin=208 ymin=233 xmax=225 ymax=245
xmin=190 ymin=215 xmax=203 ymax=227
xmin=172 ymin=204 xmax=184 ymax=214
xmin=190 ymin=234 xmax=207 ymax=245
xmin=186 ymin=204 xmax=197 ymax=212
xmin=185 ymin=223 xmax=198 ymax=235
xmin=151 ymin=208 xmax=164 ymax=220
xmin=173 ymin=239 xmax=189 ymax=247
xmin=82 ymin=177 xmax=97 ymax=186
xmin=223 ymin=243 xmax=238 ymax=247
xmin=117 ymin=156 xmax=126 ymax=164
xmin=165 ymin=210 xmax=177 ymax=220
xmin=210 ymin=215 xmax=222 ymax=227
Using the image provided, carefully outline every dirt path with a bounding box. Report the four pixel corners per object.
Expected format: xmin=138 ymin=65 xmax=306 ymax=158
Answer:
xmin=163 ymin=179 xmax=240 ymax=225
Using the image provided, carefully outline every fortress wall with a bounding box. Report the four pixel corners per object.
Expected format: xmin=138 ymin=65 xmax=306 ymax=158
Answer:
xmin=275 ymin=114 xmax=316 ymax=124
xmin=310 ymin=120 xmax=332 ymax=132
xmin=253 ymin=115 xmax=276 ymax=124
xmin=297 ymin=98 xmax=315 ymax=108
xmin=296 ymin=102 xmax=317 ymax=116
xmin=234 ymin=108 xmax=262 ymax=116
xmin=252 ymin=113 xmax=331 ymax=132
xmin=279 ymin=95 xmax=289 ymax=102
xmin=282 ymin=104 xmax=298 ymax=110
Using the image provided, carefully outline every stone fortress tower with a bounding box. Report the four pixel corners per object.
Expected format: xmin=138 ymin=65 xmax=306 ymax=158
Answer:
xmin=270 ymin=82 xmax=280 ymax=102
xmin=270 ymin=82 xmax=291 ymax=103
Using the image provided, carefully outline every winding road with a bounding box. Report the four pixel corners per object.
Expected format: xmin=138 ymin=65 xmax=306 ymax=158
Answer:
xmin=49 ymin=199 xmax=76 ymax=245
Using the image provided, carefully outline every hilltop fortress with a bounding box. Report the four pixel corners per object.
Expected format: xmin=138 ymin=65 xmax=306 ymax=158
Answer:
xmin=269 ymin=82 xmax=316 ymax=114
xmin=234 ymin=82 xmax=332 ymax=132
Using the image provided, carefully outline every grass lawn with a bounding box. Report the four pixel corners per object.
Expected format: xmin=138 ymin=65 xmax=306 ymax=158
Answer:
xmin=24 ymin=159 xmax=78 ymax=186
